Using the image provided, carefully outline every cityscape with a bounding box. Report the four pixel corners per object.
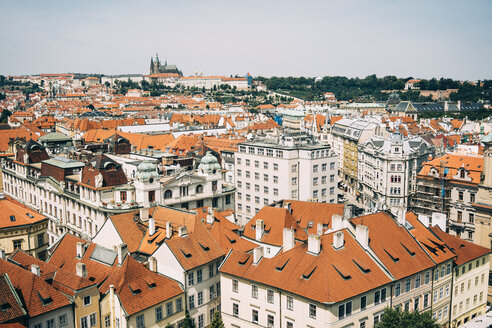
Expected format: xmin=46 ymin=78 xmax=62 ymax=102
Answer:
xmin=1 ymin=1 xmax=492 ymax=328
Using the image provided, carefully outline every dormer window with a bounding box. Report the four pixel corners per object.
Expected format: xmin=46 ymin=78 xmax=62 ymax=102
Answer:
xmin=459 ymin=169 xmax=466 ymax=178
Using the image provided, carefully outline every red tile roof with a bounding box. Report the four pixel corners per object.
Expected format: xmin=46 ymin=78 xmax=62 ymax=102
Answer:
xmin=221 ymin=229 xmax=393 ymax=303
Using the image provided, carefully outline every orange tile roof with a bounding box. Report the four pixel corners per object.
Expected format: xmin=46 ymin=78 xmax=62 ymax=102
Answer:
xmin=431 ymin=226 xmax=491 ymax=266
xmin=418 ymin=153 xmax=483 ymax=185
xmin=351 ymin=212 xmax=435 ymax=280
xmin=405 ymin=212 xmax=455 ymax=264
xmin=243 ymin=207 xmax=308 ymax=246
xmin=287 ymin=201 xmax=345 ymax=234
xmin=0 ymin=196 xmax=47 ymax=229
xmin=221 ymin=229 xmax=393 ymax=303
xmin=0 ymin=258 xmax=71 ymax=318
xmin=99 ymin=256 xmax=183 ymax=316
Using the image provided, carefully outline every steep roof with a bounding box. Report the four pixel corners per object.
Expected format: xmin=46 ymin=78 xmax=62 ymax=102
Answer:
xmin=418 ymin=153 xmax=483 ymax=185
xmin=0 ymin=259 xmax=71 ymax=318
xmin=221 ymin=229 xmax=392 ymax=303
xmin=431 ymin=226 xmax=491 ymax=266
xmin=286 ymin=201 xmax=345 ymax=234
xmin=0 ymin=196 xmax=47 ymax=229
xmin=351 ymin=212 xmax=435 ymax=280
xmin=0 ymin=274 xmax=26 ymax=324
xmin=243 ymin=207 xmax=308 ymax=246
xmin=99 ymin=256 xmax=183 ymax=316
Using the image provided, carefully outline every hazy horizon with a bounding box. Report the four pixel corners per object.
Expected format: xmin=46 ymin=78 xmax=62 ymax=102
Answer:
xmin=1 ymin=0 xmax=491 ymax=80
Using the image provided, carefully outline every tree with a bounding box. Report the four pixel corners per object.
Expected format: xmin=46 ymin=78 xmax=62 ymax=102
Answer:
xmin=210 ymin=311 xmax=225 ymax=328
xmin=375 ymin=308 xmax=439 ymax=328
xmin=182 ymin=312 xmax=194 ymax=328
xmin=0 ymin=109 xmax=12 ymax=123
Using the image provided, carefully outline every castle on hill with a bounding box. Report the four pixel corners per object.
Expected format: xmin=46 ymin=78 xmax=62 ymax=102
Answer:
xmin=149 ymin=53 xmax=182 ymax=76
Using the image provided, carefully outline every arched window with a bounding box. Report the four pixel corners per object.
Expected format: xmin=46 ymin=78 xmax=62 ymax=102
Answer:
xmin=164 ymin=189 xmax=173 ymax=199
xmin=196 ymin=185 xmax=204 ymax=194
xmin=459 ymin=169 xmax=465 ymax=178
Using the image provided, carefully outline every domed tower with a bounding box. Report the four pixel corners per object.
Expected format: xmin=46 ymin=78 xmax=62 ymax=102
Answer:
xmin=134 ymin=161 xmax=161 ymax=208
xmin=198 ymin=151 xmax=222 ymax=176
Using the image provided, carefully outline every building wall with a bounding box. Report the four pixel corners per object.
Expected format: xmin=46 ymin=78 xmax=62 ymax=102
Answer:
xmin=28 ymin=305 xmax=75 ymax=328
xmin=0 ymin=220 xmax=48 ymax=259
xmin=451 ymin=255 xmax=490 ymax=326
xmin=74 ymin=287 xmax=101 ymax=328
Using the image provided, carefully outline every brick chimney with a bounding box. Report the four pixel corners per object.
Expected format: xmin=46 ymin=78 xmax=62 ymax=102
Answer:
xmin=149 ymin=217 xmax=156 ymax=236
xmin=31 ymin=264 xmax=40 ymax=276
xmin=148 ymin=256 xmax=157 ymax=273
xmin=283 ymin=228 xmax=295 ymax=252
xmin=253 ymin=246 xmax=264 ymax=265
xmin=355 ymin=225 xmax=369 ymax=249
xmin=166 ymin=221 xmax=172 ymax=239
xmin=76 ymin=262 xmax=87 ymax=278
xmin=307 ymin=234 xmax=321 ymax=255
xmin=76 ymin=242 xmax=85 ymax=259
xmin=255 ymin=219 xmax=264 ymax=241
xmin=117 ymin=244 xmax=127 ymax=266
xmin=333 ymin=230 xmax=344 ymax=249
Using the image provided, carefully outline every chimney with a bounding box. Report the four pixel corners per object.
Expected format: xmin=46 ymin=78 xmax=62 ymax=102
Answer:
xmin=76 ymin=262 xmax=87 ymax=278
xmin=253 ymin=246 xmax=264 ymax=265
xmin=206 ymin=207 xmax=214 ymax=224
xmin=355 ymin=225 xmax=369 ymax=249
xmin=283 ymin=228 xmax=295 ymax=252
xmin=76 ymin=242 xmax=85 ymax=259
xmin=397 ymin=209 xmax=406 ymax=226
xmin=457 ymin=100 xmax=461 ymax=110
xmin=31 ymin=264 xmax=40 ymax=276
xmin=332 ymin=215 xmax=343 ymax=232
xmin=149 ymin=217 xmax=156 ymax=236
xmin=333 ymin=230 xmax=344 ymax=249
xmin=417 ymin=214 xmax=430 ymax=227
xmin=148 ymin=256 xmax=157 ymax=273
xmin=166 ymin=221 xmax=172 ymax=239
xmin=317 ymin=223 xmax=323 ymax=236
xmin=284 ymin=201 xmax=291 ymax=213
xmin=140 ymin=207 xmax=149 ymax=221
xmin=0 ymin=248 xmax=5 ymax=260
xmin=178 ymin=226 xmax=188 ymax=237
xmin=117 ymin=244 xmax=127 ymax=265
xmin=255 ymin=219 xmax=264 ymax=241
xmin=307 ymin=234 xmax=321 ymax=255
xmin=444 ymin=101 xmax=449 ymax=112
xmin=343 ymin=205 xmax=353 ymax=220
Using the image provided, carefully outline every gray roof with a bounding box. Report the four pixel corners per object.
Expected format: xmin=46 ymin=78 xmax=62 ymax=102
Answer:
xmin=90 ymin=245 xmax=117 ymax=266
xmin=39 ymin=132 xmax=72 ymax=142
xmin=394 ymin=101 xmax=483 ymax=113
xmin=42 ymin=157 xmax=85 ymax=169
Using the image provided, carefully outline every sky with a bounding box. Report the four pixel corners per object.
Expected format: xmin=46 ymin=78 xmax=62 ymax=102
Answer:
xmin=0 ymin=0 xmax=491 ymax=80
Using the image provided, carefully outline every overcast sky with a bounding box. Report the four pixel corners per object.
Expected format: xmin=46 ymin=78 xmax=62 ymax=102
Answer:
xmin=1 ymin=0 xmax=490 ymax=80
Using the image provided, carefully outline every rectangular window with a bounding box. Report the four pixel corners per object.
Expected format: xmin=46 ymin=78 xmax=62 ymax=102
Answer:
xmin=267 ymin=315 xmax=274 ymax=328
xmin=198 ymin=314 xmax=204 ymax=328
xmin=264 ymin=174 xmax=269 ymax=182
xmin=59 ymin=314 xmax=67 ymax=327
xmin=252 ymin=309 xmax=259 ymax=323
xmin=405 ymin=279 xmax=411 ymax=292
xmin=209 ymin=263 xmax=214 ymax=278
xmin=292 ymin=177 xmax=297 ymax=185
xmin=375 ymin=290 xmax=381 ymax=304
xmin=136 ymin=315 xmax=145 ymax=328
xmin=252 ymin=285 xmax=258 ymax=299
xmin=198 ymin=291 xmax=203 ymax=306
xmin=313 ymin=177 xmax=318 ymax=186
xmin=232 ymin=279 xmax=238 ymax=292
xmin=255 ymin=172 xmax=259 ymax=180
xmin=90 ymin=313 xmax=97 ymax=327
xmin=189 ymin=295 xmax=195 ymax=309
xmin=415 ymin=274 xmax=421 ymax=288
xmin=104 ymin=315 xmax=110 ymax=328
xmin=233 ymin=303 xmax=239 ymax=317
xmin=267 ymin=289 xmax=274 ymax=303
xmin=313 ymin=165 xmax=318 ymax=173
xmin=361 ymin=295 xmax=367 ymax=310
xmin=273 ymin=176 xmax=278 ymax=183
xmin=47 ymin=319 xmax=55 ymax=328
xmin=188 ymin=272 xmax=194 ymax=286
xmin=166 ymin=301 xmax=173 ymax=316
xmin=176 ymin=298 xmax=183 ymax=312
xmin=209 ymin=285 xmax=215 ymax=300
xmin=424 ymin=293 xmax=429 ymax=308
xmin=287 ymin=295 xmax=293 ymax=310
xmin=425 ymin=271 xmax=430 ymax=284
xmin=156 ymin=306 xmax=163 ymax=321
xmin=309 ymin=304 xmax=316 ymax=319
xmin=81 ymin=317 xmax=88 ymax=328
xmin=84 ymin=295 xmax=91 ymax=306
xmin=197 ymin=269 xmax=202 ymax=283
xmin=395 ymin=283 xmax=401 ymax=297
xmin=273 ymin=162 xmax=278 ymax=170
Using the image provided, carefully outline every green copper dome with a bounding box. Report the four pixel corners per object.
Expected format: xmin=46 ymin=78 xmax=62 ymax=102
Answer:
xmin=198 ymin=151 xmax=221 ymax=175
xmin=136 ymin=161 xmax=160 ymax=182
